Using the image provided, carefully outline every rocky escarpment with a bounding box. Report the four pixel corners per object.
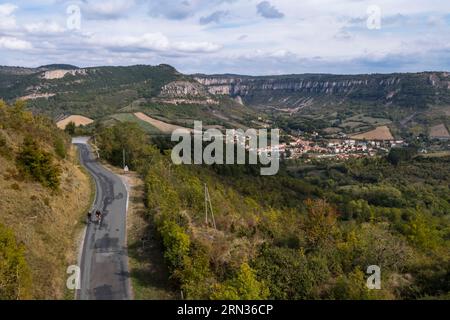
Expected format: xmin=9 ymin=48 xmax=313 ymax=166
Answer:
xmin=41 ymin=69 xmax=87 ymax=80
xmin=156 ymin=80 xmax=219 ymax=105
xmin=194 ymin=72 xmax=450 ymax=108
xmin=194 ymin=75 xmax=402 ymax=96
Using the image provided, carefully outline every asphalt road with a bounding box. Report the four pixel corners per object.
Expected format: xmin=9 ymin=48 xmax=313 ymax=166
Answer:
xmin=74 ymin=139 xmax=131 ymax=300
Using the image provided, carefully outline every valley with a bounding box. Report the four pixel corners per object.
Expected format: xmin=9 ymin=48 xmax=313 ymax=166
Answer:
xmin=0 ymin=64 xmax=449 ymax=301
xmin=1 ymin=64 xmax=448 ymax=150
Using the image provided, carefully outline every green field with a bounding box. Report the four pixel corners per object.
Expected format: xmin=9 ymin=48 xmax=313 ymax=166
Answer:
xmin=109 ymin=113 xmax=162 ymax=134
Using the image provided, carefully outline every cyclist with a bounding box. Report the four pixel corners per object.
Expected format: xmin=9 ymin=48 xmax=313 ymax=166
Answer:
xmin=95 ymin=210 xmax=102 ymax=223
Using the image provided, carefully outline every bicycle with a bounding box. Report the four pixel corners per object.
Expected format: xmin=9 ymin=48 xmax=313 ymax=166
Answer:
xmin=95 ymin=210 xmax=102 ymax=228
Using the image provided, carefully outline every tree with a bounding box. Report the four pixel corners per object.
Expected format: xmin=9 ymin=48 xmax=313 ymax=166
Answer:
xmin=0 ymin=224 xmax=32 ymax=299
xmin=64 ymin=121 xmax=76 ymax=135
xmin=176 ymin=242 xmax=215 ymax=300
xmin=403 ymin=212 xmax=441 ymax=250
xmin=211 ymin=263 xmax=269 ymax=300
xmin=253 ymin=245 xmax=329 ymax=299
xmin=344 ymin=199 xmax=374 ymax=221
xmin=330 ymin=269 xmax=372 ymax=300
xmin=17 ymin=136 xmax=61 ymax=189
xmin=97 ymin=122 xmax=158 ymax=171
xmin=53 ymin=136 xmax=67 ymax=159
xmin=303 ymin=199 xmax=339 ymax=249
xmin=387 ymin=147 xmax=416 ymax=165
xmin=160 ymin=220 xmax=190 ymax=270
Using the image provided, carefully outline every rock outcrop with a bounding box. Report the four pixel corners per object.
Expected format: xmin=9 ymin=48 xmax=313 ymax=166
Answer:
xmin=194 ymin=72 xmax=450 ymax=108
xmin=41 ymin=69 xmax=87 ymax=80
xmin=156 ymin=80 xmax=218 ymax=105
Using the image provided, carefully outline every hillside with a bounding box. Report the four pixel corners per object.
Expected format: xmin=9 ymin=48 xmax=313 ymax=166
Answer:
xmin=2 ymin=64 xmax=449 ymax=140
xmin=0 ymin=64 xmax=259 ymax=131
xmin=0 ymin=64 xmax=184 ymax=117
xmin=0 ymin=100 xmax=92 ymax=299
xmin=195 ymin=72 xmax=450 ymax=137
xmin=195 ymin=72 xmax=450 ymax=108
xmin=0 ymin=63 xmax=449 ymax=142
xmin=95 ymin=121 xmax=450 ymax=300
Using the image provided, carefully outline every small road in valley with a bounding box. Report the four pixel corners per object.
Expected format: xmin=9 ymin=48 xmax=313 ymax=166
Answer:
xmin=73 ymin=137 xmax=131 ymax=300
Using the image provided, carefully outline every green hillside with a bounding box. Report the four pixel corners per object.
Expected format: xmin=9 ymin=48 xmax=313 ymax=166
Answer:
xmin=96 ymin=121 xmax=450 ymax=300
xmin=0 ymin=100 xmax=92 ymax=299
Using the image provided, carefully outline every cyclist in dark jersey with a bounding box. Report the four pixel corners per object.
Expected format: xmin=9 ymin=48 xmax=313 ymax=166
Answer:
xmin=95 ymin=210 xmax=102 ymax=223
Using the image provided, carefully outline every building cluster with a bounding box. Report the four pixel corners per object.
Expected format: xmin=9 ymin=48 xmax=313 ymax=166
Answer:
xmin=220 ymin=131 xmax=405 ymax=161
xmin=282 ymin=136 xmax=405 ymax=160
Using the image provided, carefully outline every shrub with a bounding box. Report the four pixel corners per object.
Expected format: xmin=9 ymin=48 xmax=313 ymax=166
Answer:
xmin=64 ymin=122 xmax=76 ymax=135
xmin=330 ymin=269 xmax=372 ymax=300
xmin=53 ymin=136 xmax=67 ymax=159
xmin=211 ymin=263 xmax=270 ymax=300
xmin=17 ymin=136 xmax=61 ymax=189
xmin=0 ymin=224 xmax=32 ymax=299
xmin=10 ymin=183 xmax=20 ymax=191
xmin=303 ymin=199 xmax=339 ymax=249
xmin=176 ymin=242 xmax=215 ymax=299
xmin=253 ymin=245 xmax=329 ymax=299
xmin=160 ymin=220 xmax=190 ymax=270
xmin=387 ymin=147 xmax=417 ymax=165
xmin=0 ymin=131 xmax=12 ymax=159
xmin=402 ymin=212 xmax=441 ymax=250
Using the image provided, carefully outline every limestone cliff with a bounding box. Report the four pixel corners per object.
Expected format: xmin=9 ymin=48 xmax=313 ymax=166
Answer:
xmin=194 ymin=72 xmax=450 ymax=109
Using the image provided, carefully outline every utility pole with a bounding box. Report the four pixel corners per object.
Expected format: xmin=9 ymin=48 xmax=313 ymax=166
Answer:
xmin=92 ymin=135 xmax=100 ymax=159
xmin=204 ymin=183 xmax=216 ymax=229
xmin=123 ymin=148 xmax=129 ymax=173
xmin=205 ymin=183 xmax=208 ymax=226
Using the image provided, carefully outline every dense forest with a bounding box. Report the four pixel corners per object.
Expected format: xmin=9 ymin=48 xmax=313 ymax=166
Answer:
xmin=97 ymin=121 xmax=450 ymax=300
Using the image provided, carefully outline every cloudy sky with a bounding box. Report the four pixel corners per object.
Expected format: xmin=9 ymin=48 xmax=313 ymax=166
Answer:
xmin=0 ymin=0 xmax=449 ymax=75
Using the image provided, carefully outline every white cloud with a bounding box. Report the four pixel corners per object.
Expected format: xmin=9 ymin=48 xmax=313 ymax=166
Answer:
xmin=172 ymin=41 xmax=222 ymax=53
xmin=87 ymin=32 xmax=221 ymax=54
xmin=1 ymin=0 xmax=450 ymax=73
xmin=25 ymin=21 xmax=65 ymax=34
xmin=0 ymin=36 xmax=32 ymax=50
xmin=0 ymin=3 xmax=18 ymax=30
xmin=148 ymin=0 xmax=236 ymax=20
xmin=89 ymin=32 xmax=170 ymax=51
xmin=83 ymin=0 xmax=136 ymax=19
xmin=132 ymin=33 xmax=171 ymax=51
xmin=0 ymin=3 xmax=17 ymax=16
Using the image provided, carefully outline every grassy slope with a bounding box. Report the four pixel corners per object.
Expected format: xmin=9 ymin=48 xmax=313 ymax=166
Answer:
xmin=0 ymin=103 xmax=92 ymax=299
xmin=109 ymin=113 xmax=162 ymax=135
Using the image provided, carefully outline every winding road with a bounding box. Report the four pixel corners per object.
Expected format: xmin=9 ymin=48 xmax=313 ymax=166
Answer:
xmin=73 ymin=137 xmax=131 ymax=300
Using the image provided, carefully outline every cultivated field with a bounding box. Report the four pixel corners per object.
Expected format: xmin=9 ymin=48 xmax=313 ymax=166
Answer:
xmin=134 ymin=112 xmax=191 ymax=134
xmin=351 ymin=125 xmax=394 ymax=140
xmin=56 ymin=115 xmax=94 ymax=129
xmin=429 ymin=124 xmax=450 ymax=139
xmin=109 ymin=113 xmax=162 ymax=134
xmin=20 ymin=93 xmax=56 ymax=101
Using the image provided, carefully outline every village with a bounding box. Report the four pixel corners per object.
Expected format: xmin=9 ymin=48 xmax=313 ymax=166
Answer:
xmin=260 ymin=132 xmax=405 ymax=161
